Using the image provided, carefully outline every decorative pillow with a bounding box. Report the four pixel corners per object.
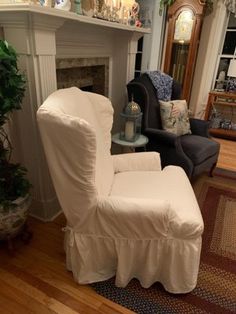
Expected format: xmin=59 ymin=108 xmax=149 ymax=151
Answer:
xmin=159 ymin=100 xmax=191 ymax=136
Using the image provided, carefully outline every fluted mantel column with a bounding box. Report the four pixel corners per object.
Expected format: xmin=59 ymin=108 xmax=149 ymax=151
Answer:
xmin=0 ymin=11 xmax=65 ymax=220
xmin=0 ymin=6 xmax=150 ymax=220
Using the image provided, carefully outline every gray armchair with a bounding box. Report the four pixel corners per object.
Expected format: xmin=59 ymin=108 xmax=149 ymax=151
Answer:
xmin=127 ymin=73 xmax=220 ymax=179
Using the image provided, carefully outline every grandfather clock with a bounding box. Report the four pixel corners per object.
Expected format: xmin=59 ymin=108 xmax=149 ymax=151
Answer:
xmin=163 ymin=0 xmax=205 ymax=103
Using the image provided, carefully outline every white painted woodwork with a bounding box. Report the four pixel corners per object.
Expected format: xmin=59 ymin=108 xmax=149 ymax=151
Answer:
xmin=189 ymin=1 xmax=227 ymax=117
xmin=140 ymin=0 xmax=166 ymax=71
xmin=0 ymin=4 xmax=150 ymax=220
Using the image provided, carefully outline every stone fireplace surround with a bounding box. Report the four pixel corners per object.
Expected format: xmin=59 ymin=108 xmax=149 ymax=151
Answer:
xmin=56 ymin=57 xmax=109 ymax=96
xmin=0 ymin=4 xmax=150 ymax=220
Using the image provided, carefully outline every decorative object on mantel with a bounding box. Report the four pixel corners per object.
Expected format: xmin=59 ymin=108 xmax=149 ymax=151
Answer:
xmin=74 ymin=0 xmax=82 ymax=14
xmin=81 ymin=0 xmax=94 ymax=16
xmin=54 ymin=0 xmax=71 ymax=11
xmin=92 ymin=0 xmax=143 ymax=26
xmin=3 ymin=0 xmax=51 ymax=5
xmin=224 ymin=0 xmax=236 ymax=16
xmin=119 ymin=97 xmax=142 ymax=142
xmin=0 ymin=40 xmax=32 ymax=253
xmin=94 ymin=0 xmax=122 ymax=22
xmin=128 ymin=1 xmax=140 ymax=26
xmin=39 ymin=0 xmax=52 ymax=6
xmin=137 ymin=2 xmax=151 ymax=28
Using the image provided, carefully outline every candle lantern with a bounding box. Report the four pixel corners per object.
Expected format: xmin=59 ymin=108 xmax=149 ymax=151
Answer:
xmin=120 ymin=98 xmax=142 ymax=142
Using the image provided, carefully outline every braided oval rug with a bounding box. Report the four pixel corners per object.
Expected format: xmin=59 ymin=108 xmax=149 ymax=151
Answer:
xmin=92 ymin=172 xmax=236 ymax=314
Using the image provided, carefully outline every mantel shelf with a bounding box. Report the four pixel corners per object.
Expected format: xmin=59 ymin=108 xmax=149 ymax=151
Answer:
xmin=0 ymin=4 xmax=151 ymax=34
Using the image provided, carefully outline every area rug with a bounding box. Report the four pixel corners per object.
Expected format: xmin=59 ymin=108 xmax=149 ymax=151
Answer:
xmin=92 ymin=174 xmax=236 ymax=313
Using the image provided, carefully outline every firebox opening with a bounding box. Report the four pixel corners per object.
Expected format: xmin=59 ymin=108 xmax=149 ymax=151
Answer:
xmin=56 ymin=58 xmax=109 ymax=97
xmin=80 ymin=85 xmax=93 ymax=92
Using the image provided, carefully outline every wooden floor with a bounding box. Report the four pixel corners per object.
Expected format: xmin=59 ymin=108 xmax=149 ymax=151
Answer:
xmin=214 ymin=137 xmax=236 ymax=171
xmin=0 ymin=138 xmax=235 ymax=314
xmin=0 ymin=214 xmax=133 ymax=314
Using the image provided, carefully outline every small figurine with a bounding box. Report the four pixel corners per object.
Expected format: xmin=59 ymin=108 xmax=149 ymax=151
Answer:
xmin=135 ymin=19 xmax=142 ymax=27
xmin=54 ymin=0 xmax=71 ymax=11
xmin=74 ymin=0 xmax=82 ymax=14
xmin=39 ymin=0 xmax=51 ymax=6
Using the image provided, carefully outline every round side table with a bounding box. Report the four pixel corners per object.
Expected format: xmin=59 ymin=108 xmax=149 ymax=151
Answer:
xmin=112 ymin=133 xmax=149 ymax=152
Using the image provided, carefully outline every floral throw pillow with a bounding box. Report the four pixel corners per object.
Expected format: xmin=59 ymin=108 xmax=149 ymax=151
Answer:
xmin=159 ymin=100 xmax=191 ymax=136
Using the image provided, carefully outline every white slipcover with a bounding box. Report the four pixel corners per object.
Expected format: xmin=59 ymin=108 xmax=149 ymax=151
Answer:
xmin=37 ymin=87 xmax=204 ymax=293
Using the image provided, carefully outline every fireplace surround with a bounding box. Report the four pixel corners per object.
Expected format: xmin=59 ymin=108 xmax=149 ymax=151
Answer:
xmin=0 ymin=4 xmax=150 ymax=220
xmin=56 ymin=57 xmax=109 ymax=96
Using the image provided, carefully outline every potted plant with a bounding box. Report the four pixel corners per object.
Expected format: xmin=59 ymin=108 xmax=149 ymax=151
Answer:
xmin=0 ymin=40 xmax=31 ymax=247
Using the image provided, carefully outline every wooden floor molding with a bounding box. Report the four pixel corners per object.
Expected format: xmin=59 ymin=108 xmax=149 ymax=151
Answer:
xmin=0 ymin=138 xmax=235 ymax=313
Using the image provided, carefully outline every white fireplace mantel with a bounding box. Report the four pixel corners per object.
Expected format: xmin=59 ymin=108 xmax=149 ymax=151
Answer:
xmin=0 ymin=4 xmax=150 ymax=33
xmin=0 ymin=4 xmax=150 ymax=220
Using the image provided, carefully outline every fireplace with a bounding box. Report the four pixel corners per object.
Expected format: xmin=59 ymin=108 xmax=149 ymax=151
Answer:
xmin=0 ymin=5 xmax=149 ymax=220
xmin=56 ymin=57 xmax=109 ymax=96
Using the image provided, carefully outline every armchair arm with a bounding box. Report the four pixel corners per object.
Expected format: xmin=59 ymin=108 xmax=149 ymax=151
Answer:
xmin=112 ymin=152 xmax=161 ymax=173
xmin=145 ymin=128 xmax=178 ymax=146
xmin=97 ymin=196 xmax=170 ymax=238
xmin=97 ymin=195 xmax=203 ymax=239
xmin=144 ymin=128 xmax=194 ymax=177
xmin=189 ymin=118 xmax=210 ymax=137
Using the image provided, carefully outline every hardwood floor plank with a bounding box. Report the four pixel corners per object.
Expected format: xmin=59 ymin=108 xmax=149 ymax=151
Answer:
xmin=0 ymin=249 xmax=132 ymax=314
xmin=215 ymin=138 xmax=236 ymax=171
xmin=0 ymin=276 xmax=56 ymax=314
xmin=0 ymin=263 xmax=99 ymax=314
xmin=0 ymin=292 xmax=31 ymax=314
xmin=0 ymin=269 xmax=81 ymax=314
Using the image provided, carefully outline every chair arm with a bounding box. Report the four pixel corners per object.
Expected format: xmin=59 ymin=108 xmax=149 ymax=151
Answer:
xmin=189 ymin=118 xmax=210 ymax=137
xmin=98 ymin=195 xmax=203 ymax=239
xmin=98 ymin=196 xmax=170 ymax=238
xmin=145 ymin=128 xmax=178 ymax=146
xmin=112 ymin=152 xmax=161 ymax=173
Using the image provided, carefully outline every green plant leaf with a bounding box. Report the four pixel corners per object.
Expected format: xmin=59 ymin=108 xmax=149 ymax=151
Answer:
xmin=0 ymin=40 xmax=31 ymax=205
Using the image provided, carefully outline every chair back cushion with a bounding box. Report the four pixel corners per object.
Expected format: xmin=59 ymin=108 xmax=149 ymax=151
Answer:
xmin=127 ymin=74 xmax=181 ymax=131
xmin=159 ymin=99 xmax=191 ymax=136
xmin=37 ymin=87 xmax=114 ymax=224
xmin=127 ymin=74 xmax=162 ymax=130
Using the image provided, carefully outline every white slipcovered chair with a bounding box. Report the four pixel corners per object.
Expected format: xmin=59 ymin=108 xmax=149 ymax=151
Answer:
xmin=37 ymin=87 xmax=204 ymax=294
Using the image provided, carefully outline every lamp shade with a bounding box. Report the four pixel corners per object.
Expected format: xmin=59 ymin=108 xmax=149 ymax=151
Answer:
xmin=227 ymin=59 xmax=236 ymax=78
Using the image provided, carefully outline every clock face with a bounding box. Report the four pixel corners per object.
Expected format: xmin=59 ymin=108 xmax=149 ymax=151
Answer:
xmin=174 ymin=10 xmax=194 ymax=43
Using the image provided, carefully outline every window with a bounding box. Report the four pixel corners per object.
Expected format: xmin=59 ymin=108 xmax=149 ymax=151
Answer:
xmin=134 ymin=36 xmax=144 ymax=78
xmin=213 ymin=13 xmax=236 ymax=91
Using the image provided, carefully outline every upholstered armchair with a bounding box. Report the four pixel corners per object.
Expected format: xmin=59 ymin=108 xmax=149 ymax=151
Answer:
xmin=127 ymin=73 xmax=220 ymax=179
xmin=37 ymin=87 xmax=203 ymax=293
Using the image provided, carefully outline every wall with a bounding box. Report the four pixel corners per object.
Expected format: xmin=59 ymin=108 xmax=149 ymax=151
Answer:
xmin=139 ymin=0 xmax=166 ymax=71
xmin=189 ymin=0 xmax=228 ymax=117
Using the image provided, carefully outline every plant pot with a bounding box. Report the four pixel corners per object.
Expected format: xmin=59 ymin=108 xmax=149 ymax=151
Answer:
xmin=0 ymin=194 xmax=31 ymax=241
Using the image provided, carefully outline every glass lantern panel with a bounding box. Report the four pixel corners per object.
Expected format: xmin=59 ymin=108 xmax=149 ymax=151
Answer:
xmin=119 ymin=112 xmax=142 ymax=142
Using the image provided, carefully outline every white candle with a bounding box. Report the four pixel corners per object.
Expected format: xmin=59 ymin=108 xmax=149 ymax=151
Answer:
xmin=125 ymin=120 xmax=134 ymax=141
